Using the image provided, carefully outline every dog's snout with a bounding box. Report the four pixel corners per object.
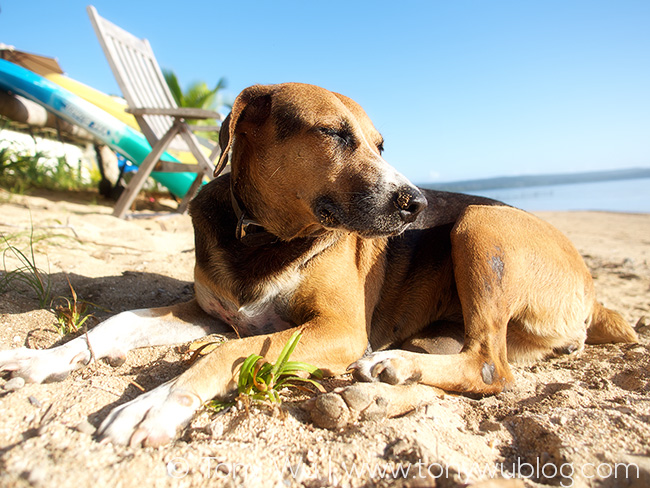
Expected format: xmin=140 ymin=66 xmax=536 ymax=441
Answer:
xmin=394 ymin=187 xmax=427 ymax=223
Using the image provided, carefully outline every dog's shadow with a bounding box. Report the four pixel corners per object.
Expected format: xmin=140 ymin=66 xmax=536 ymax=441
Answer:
xmin=1 ymin=271 xmax=195 ymax=350
xmin=1 ymin=270 xmax=199 ymax=436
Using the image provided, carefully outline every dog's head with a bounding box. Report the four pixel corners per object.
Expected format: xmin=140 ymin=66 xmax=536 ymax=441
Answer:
xmin=217 ymin=83 xmax=426 ymax=241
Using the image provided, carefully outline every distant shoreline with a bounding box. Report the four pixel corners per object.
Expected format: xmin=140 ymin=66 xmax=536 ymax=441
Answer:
xmin=421 ymin=167 xmax=650 ymax=192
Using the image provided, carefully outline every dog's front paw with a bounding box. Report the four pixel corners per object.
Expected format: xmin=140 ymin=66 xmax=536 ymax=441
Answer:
xmin=305 ymin=382 xmax=445 ymax=429
xmin=348 ymin=350 xmax=420 ymax=385
xmin=97 ymin=381 xmax=200 ymax=447
xmin=0 ymin=346 xmax=90 ymax=384
xmin=305 ymin=383 xmax=391 ymax=429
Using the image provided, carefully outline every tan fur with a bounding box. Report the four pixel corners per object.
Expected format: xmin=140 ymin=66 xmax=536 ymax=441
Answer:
xmin=587 ymin=303 xmax=639 ymax=344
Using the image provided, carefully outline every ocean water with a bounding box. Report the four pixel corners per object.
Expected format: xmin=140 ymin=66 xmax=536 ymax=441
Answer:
xmin=468 ymin=178 xmax=650 ymax=213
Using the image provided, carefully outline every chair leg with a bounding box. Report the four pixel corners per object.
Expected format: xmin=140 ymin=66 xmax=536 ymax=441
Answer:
xmin=177 ymin=172 xmax=205 ymax=214
xmin=112 ymin=123 xmax=181 ymax=218
xmin=208 ymin=142 xmax=222 ymax=162
xmin=179 ymin=126 xmax=216 ymax=177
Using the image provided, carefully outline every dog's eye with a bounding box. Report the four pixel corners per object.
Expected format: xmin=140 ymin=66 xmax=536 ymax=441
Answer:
xmin=377 ymin=142 xmax=384 ymax=154
xmin=319 ymin=127 xmax=353 ymax=147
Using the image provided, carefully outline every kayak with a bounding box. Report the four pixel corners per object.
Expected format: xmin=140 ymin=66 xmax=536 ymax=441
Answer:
xmin=44 ymin=72 xmax=140 ymax=130
xmin=44 ymin=72 xmax=214 ymax=166
xmin=0 ymin=58 xmax=197 ymax=197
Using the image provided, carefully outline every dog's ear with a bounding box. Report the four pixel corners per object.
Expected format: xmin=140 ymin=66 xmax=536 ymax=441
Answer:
xmin=214 ymin=85 xmax=274 ymax=176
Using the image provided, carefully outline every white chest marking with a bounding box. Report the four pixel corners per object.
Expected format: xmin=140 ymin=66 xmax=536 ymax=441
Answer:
xmin=195 ymin=271 xmax=300 ymax=337
xmin=195 ymin=233 xmax=339 ymax=336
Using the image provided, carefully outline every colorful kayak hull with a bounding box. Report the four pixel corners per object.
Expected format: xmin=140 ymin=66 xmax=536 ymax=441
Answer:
xmin=0 ymin=59 xmax=196 ymax=197
xmin=45 ymin=72 xmax=214 ymax=166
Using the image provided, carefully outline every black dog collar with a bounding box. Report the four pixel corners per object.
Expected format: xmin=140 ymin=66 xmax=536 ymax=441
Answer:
xmin=229 ymin=190 xmax=278 ymax=247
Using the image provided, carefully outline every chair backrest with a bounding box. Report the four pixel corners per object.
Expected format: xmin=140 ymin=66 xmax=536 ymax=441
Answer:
xmin=87 ymin=6 xmax=177 ymax=146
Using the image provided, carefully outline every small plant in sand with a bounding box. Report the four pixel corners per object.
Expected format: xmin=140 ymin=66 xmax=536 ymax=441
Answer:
xmin=208 ymin=330 xmax=323 ymax=412
xmin=52 ymin=277 xmax=98 ymax=336
xmin=1 ymin=230 xmax=102 ymax=336
xmin=1 ymin=231 xmax=53 ymax=308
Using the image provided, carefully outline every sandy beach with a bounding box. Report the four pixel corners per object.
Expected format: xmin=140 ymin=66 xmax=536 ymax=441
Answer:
xmin=0 ymin=189 xmax=648 ymax=487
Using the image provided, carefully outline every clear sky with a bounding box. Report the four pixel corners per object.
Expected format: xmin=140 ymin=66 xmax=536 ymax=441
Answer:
xmin=1 ymin=0 xmax=649 ymax=184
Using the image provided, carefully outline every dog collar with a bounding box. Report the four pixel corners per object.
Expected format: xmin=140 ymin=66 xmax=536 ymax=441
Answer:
xmin=229 ymin=190 xmax=279 ymax=247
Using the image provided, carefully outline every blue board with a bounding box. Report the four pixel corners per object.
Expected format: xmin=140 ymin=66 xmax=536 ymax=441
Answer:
xmin=0 ymin=59 xmax=196 ymax=197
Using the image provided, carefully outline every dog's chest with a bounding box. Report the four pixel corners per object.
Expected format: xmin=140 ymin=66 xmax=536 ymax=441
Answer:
xmin=195 ymin=272 xmax=299 ymax=336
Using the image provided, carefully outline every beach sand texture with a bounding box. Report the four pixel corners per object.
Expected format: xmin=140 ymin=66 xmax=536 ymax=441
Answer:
xmin=1 ymin=190 xmax=648 ymax=487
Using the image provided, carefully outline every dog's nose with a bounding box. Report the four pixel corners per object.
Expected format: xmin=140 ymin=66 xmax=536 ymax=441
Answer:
xmin=394 ymin=187 xmax=427 ymax=222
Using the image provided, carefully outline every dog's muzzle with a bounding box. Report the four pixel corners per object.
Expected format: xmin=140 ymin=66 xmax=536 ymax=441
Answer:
xmin=393 ymin=186 xmax=427 ymax=223
xmin=313 ymin=184 xmax=427 ymax=236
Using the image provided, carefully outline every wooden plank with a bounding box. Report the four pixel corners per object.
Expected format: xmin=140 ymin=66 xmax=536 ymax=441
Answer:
xmin=189 ymin=125 xmax=221 ymax=132
xmin=152 ymin=161 xmax=201 ymax=173
xmin=126 ymin=107 xmax=223 ymax=120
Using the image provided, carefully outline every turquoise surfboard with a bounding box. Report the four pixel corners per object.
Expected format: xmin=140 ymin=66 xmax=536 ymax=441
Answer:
xmin=0 ymin=59 xmax=196 ymax=197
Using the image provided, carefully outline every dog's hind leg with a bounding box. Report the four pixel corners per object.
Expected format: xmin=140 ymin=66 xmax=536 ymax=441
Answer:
xmin=350 ymin=208 xmax=523 ymax=395
xmin=349 ymin=300 xmax=513 ymax=392
xmin=351 ymin=205 xmax=630 ymax=394
xmin=0 ymin=299 xmax=221 ymax=384
xmin=349 ymin=315 xmax=512 ymax=394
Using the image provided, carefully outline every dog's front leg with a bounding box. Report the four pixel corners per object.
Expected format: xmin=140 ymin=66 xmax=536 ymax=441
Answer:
xmin=97 ymin=320 xmax=368 ymax=447
xmin=350 ymin=347 xmax=512 ymax=394
xmin=0 ymin=299 xmax=220 ymax=384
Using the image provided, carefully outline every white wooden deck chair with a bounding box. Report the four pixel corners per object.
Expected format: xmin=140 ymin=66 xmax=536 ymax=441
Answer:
xmin=87 ymin=5 xmax=223 ymax=218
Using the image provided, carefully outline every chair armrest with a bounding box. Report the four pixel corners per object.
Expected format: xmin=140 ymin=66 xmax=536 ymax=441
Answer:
xmin=126 ymin=107 xmax=224 ymax=121
xmin=189 ymin=125 xmax=221 ymax=132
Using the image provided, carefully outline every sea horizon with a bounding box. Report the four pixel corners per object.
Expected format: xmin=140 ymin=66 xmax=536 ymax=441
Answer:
xmin=461 ymin=177 xmax=650 ymax=213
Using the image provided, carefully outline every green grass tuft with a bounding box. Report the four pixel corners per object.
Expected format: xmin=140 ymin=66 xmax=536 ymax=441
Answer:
xmin=0 ymin=141 xmax=97 ymax=193
xmin=1 ymin=229 xmax=53 ymax=308
xmin=1 ymin=224 xmax=103 ymax=335
xmin=208 ymin=330 xmax=323 ymax=412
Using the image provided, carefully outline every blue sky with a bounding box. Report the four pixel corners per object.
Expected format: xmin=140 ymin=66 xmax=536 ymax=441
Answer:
xmin=1 ymin=0 xmax=649 ymax=184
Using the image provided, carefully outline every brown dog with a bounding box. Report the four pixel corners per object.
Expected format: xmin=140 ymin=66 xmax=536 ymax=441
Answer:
xmin=0 ymin=83 xmax=637 ymax=446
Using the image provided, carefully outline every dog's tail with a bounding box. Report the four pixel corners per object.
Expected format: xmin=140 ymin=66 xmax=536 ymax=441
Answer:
xmin=586 ymin=302 xmax=638 ymax=344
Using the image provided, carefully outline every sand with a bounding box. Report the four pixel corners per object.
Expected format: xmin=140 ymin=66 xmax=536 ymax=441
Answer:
xmin=0 ymin=189 xmax=648 ymax=488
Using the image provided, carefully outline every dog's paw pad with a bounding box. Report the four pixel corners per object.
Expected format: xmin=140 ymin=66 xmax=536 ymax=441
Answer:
xmin=349 ymin=351 xmax=416 ymax=385
xmin=307 ymin=392 xmax=351 ymax=429
xmin=105 ymin=353 xmax=127 ymax=368
xmin=130 ymin=426 xmax=171 ymax=448
xmin=374 ymin=363 xmax=422 ymax=385
xmin=306 ymin=384 xmax=390 ymax=429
